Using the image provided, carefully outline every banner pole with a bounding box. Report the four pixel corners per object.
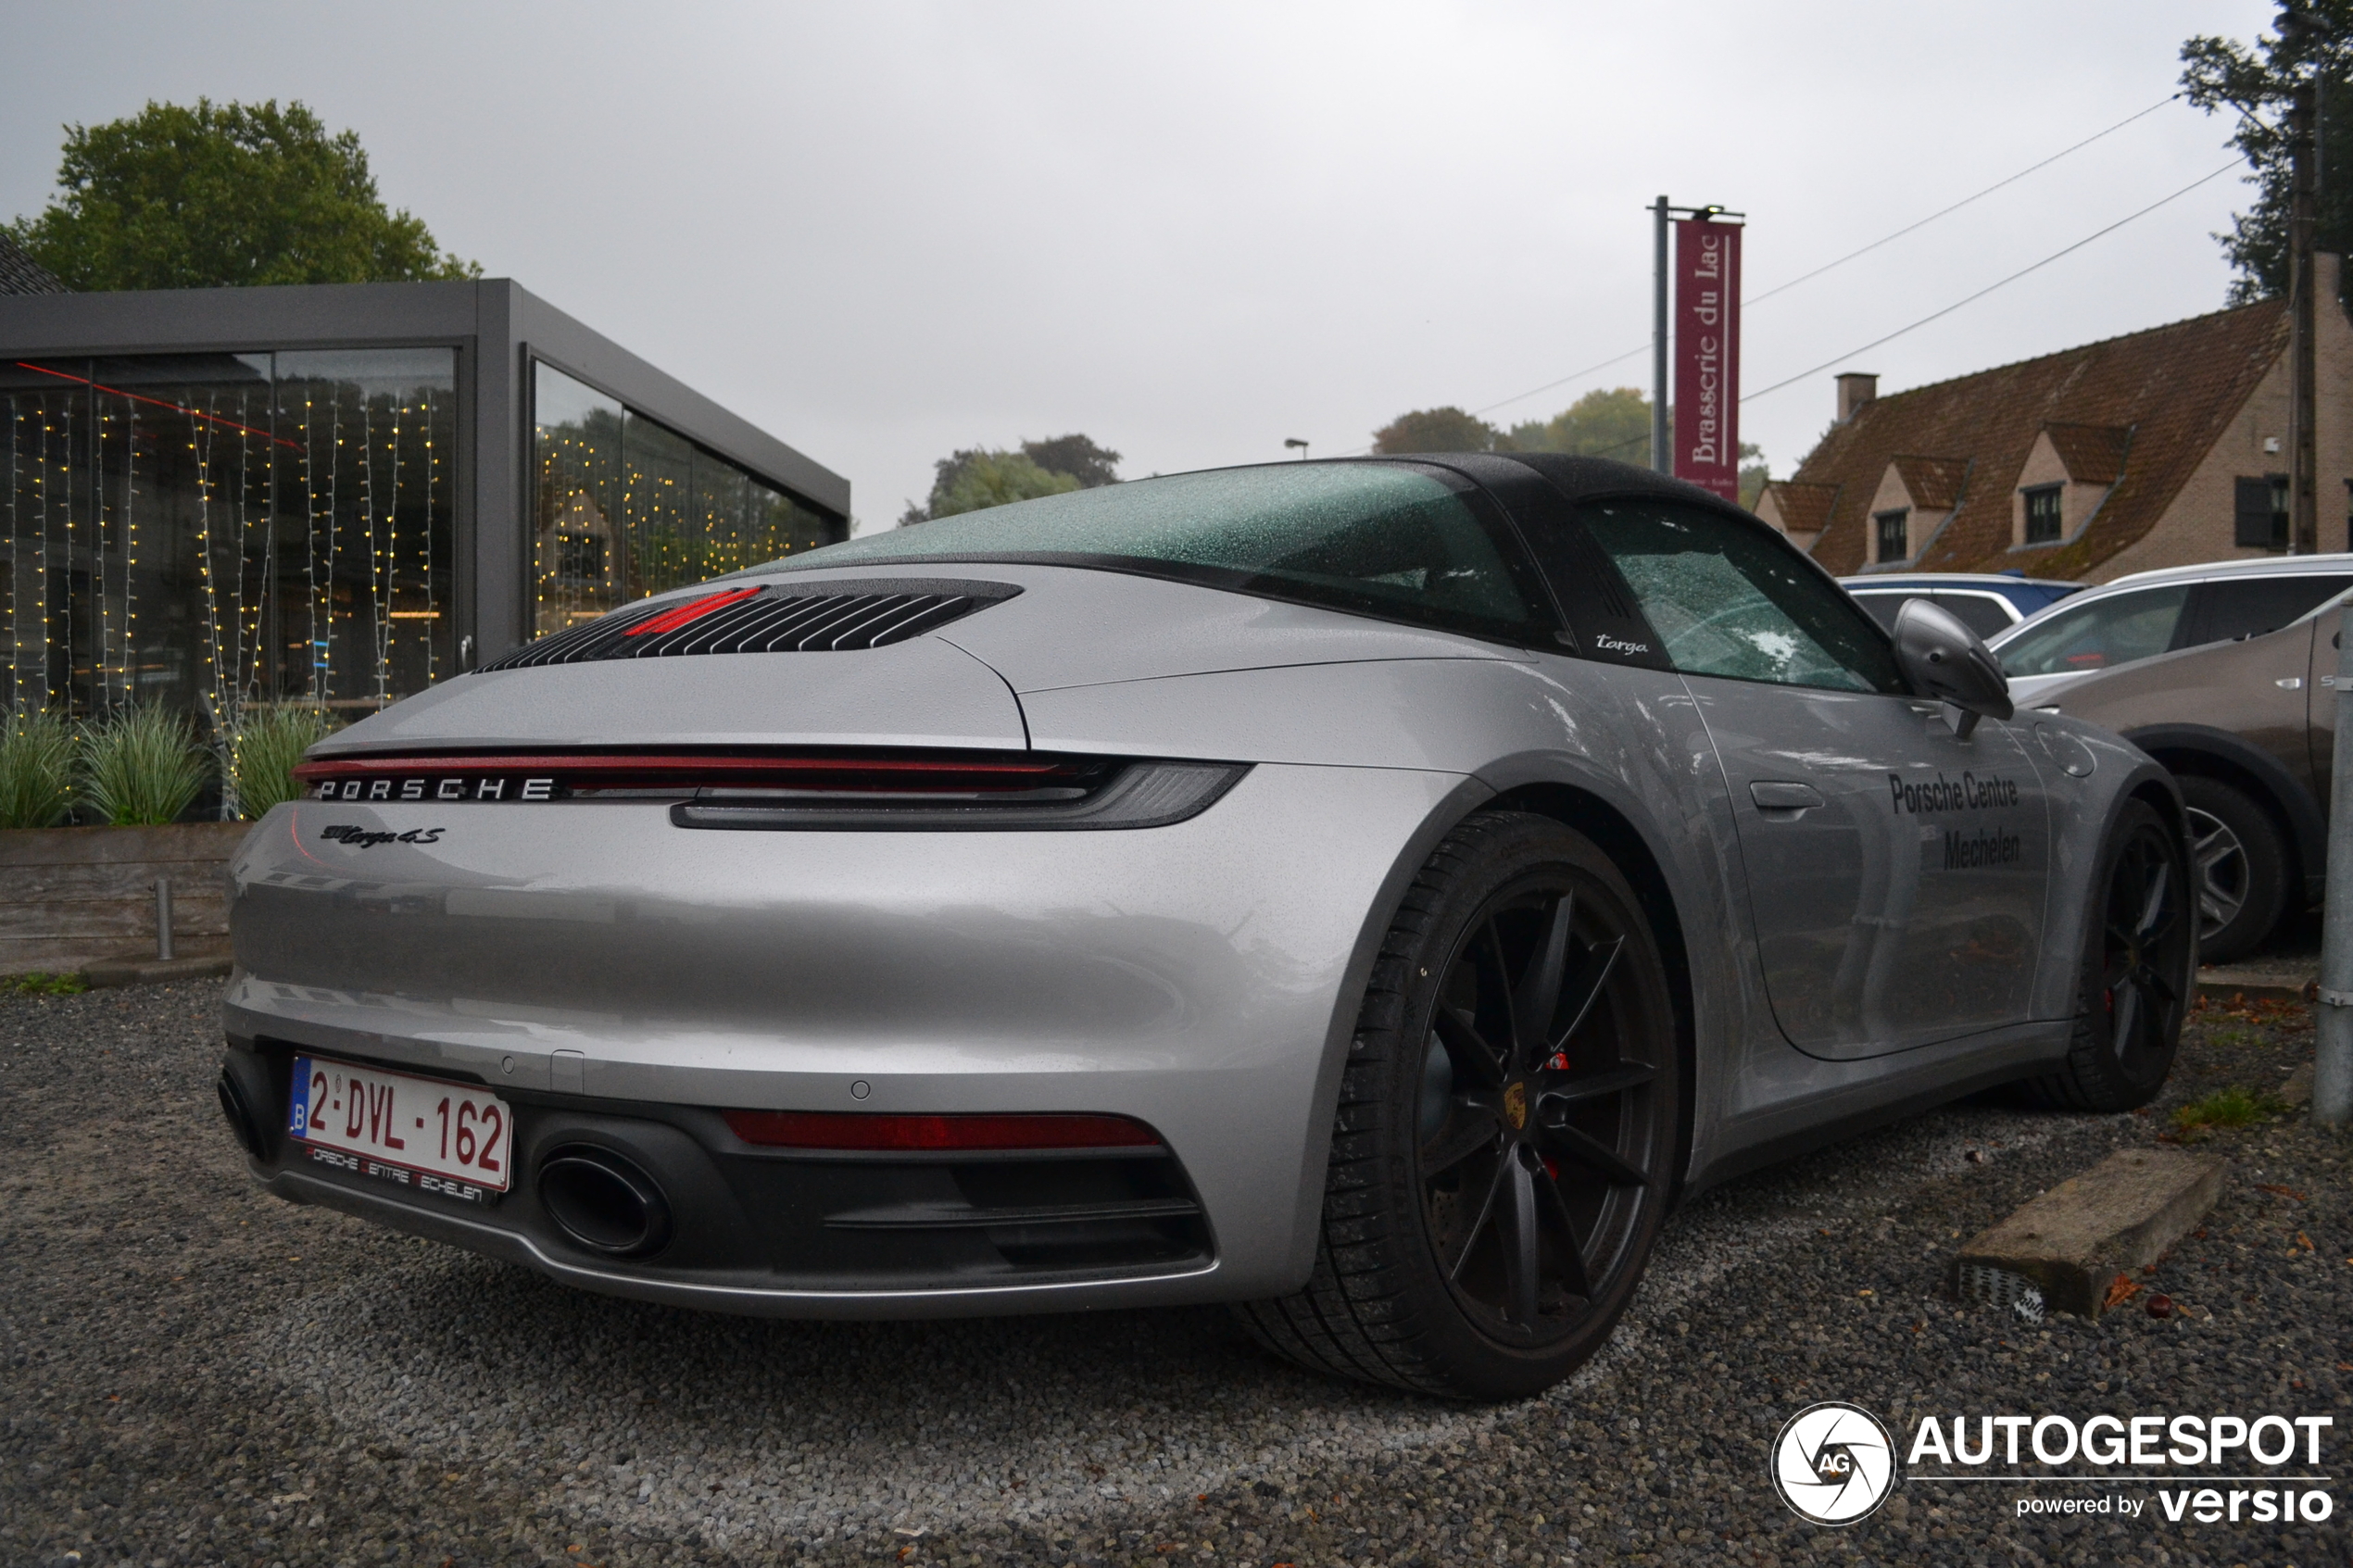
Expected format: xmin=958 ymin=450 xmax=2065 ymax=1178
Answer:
xmin=1652 ymin=195 xmax=1670 ymax=473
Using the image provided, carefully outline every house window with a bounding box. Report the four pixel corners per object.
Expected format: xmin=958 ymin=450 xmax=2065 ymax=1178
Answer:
xmin=2022 ymin=484 xmax=2063 ymax=545
xmin=2234 ymin=473 xmax=2290 ymax=550
xmin=1874 ymin=508 xmax=1909 ymax=562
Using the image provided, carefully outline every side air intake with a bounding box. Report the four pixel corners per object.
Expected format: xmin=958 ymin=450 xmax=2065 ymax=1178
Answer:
xmin=483 ymin=578 xmax=1020 ymax=670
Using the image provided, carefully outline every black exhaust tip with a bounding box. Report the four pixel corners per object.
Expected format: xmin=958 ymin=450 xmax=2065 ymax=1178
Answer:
xmin=216 ymin=1064 xmax=269 ymax=1160
xmin=538 ymin=1146 xmax=673 ymax=1258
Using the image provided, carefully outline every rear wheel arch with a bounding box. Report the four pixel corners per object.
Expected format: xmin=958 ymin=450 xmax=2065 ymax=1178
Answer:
xmin=1289 ymin=776 xmax=1700 ymax=1296
xmin=1481 ymin=783 xmax=1695 ymax=1186
xmin=1242 ymin=802 xmax=1686 ymax=1395
xmin=2126 ymin=728 xmax=2322 ymax=891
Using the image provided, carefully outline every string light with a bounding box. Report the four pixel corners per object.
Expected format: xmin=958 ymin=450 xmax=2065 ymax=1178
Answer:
xmin=1 ymin=355 xmax=454 ymax=758
xmin=529 ymin=365 xmax=838 ymax=640
xmin=10 ymin=354 xmax=831 ymax=750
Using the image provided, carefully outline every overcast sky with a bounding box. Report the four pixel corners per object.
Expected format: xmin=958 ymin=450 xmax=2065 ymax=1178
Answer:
xmin=2 ymin=1 xmax=2281 ymax=530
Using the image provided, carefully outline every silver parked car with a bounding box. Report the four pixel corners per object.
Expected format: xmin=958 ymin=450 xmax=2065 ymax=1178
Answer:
xmin=1990 ymin=552 xmax=2353 ymax=706
xmin=217 ymin=456 xmax=2190 ymax=1399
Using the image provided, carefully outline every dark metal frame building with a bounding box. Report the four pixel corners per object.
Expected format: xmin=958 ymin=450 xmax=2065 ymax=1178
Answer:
xmin=0 ymin=280 xmax=848 ymax=726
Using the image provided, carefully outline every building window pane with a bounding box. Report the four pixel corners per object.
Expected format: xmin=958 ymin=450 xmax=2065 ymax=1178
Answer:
xmin=2235 ymin=473 xmax=2292 ymax=549
xmin=3 ymin=349 xmax=454 ymax=743
xmin=1874 ymin=508 xmax=1909 ymax=562
xmin=532 ymin=360 xmax=839 ymax=638
xmin=2022 ymin=484 xmax=2062 ymax=545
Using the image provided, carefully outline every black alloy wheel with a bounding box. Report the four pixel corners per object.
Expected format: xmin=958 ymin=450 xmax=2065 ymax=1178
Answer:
xmin=2028 ymin=799 xmax=2193 ymax=1112
xmin=1416 ymin=875 xmax=1661 ymax=1343
xmin=1236 ymin=810 xmax=1681 ymax=1398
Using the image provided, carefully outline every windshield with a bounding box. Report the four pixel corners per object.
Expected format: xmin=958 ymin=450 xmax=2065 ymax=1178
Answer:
xmin=756 ymin=462 xmax=1556 ymax=643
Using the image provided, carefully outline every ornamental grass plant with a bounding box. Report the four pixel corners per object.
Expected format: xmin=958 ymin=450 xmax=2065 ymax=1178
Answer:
xmin=228 ymin=707 xmax=336 ymax=818
xmin=0 ymin=709 xmax=78 ymax=829
xmin=79 ymin=705 xmax=210 ymax=826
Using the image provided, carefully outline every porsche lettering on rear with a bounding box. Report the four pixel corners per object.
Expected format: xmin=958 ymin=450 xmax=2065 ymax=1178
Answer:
xmin=310 ymin=774 xmax=554 ymax=802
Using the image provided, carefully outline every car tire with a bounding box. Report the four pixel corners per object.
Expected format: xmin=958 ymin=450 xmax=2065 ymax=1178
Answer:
xmin=2024 ymin=798 xmax=2194 ymax=1113
xmin=2175 ymin=776 xmax=2288 ymax=965
xmin=1234 ymin=809 xmax=1682 ymax=1399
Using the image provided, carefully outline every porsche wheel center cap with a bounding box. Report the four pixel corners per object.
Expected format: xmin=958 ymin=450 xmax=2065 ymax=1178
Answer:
xmin=1503 ymin=1081 xmax=1529 ymax=1132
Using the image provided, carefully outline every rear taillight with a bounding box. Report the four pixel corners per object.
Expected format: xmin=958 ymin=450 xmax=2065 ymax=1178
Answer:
xmin=722 ymin=1110 xmax=1164 ymax=1152
xmin=289 ymin=750 xmax=1246 ymax=830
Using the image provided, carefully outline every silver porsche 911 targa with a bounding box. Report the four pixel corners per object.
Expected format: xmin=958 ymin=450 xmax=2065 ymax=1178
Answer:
xmin=217 ymin=454 xmax=2193 ymax=1398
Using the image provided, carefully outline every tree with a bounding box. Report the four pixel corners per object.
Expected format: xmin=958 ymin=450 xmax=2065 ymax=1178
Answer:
xmin=6 ymin=98 xmax=477 ymax=291
xmin=1504 ymin=386 xmax=1654 ymax=460
xmin=1370 ymin=407 xmax=1502 ymax=454
xmin=1378 ymin=389 xmax=1763 ymax=495
xmin=899 ymin=433 xmax=1118 ymax=523
xmin=2181 ymin=4 xmax=2353 ymax=302
xmin=900 ymin=449 xmax=1081 ymax=523
xmin=1020 ymin=433 xmax=1122 ymax=489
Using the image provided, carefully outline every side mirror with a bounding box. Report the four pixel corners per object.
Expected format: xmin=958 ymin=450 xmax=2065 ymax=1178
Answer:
xmin=1892 ymin=596 xmax=2013 ymax=738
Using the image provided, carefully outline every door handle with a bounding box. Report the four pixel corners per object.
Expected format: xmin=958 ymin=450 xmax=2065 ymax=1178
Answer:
xmin=1750 ymin=781 xmax=1826 ymax=812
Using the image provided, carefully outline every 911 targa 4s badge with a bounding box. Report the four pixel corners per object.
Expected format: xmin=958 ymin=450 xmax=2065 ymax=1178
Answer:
xmin=215 ymin=455 xmax=2191 ymax=1399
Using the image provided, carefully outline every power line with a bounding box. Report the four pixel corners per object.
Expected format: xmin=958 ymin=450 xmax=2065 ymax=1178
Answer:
xmin=1740 ymin=158 xmax=2242 ymax=406
xmin=1468 ymin=344 xmax=1649 ymax=420
xmin=1743 ymin=92 xmax=2184 ymax=307
xmin=1454 ymin=92 xmax=2193 ymax=427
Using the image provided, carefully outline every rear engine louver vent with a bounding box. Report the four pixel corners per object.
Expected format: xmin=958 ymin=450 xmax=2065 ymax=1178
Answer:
xmin=483 ymin=578 xmax=1020 ymax=671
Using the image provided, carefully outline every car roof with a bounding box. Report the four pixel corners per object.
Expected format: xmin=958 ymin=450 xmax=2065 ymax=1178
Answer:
xmin=1835 ymin=573 xmax=2080 ymax=592
xmin=2086 ymin=552 xmax=2353 ymax=594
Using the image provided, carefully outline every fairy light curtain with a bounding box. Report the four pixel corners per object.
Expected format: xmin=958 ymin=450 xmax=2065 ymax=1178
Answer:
xmin=0 ymin=349 xmax=455 ymax=733
xmin=532 ymin=360 xmax=837 ymax=637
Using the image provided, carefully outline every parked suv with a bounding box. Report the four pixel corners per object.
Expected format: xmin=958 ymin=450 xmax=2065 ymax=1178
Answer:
xmin=1990 ymin=554 xmax=2353 ymax=705
xmin=1838 ymin=571 xmax=2082 ymax=640
xmin=2006 ymin=556 xmax=2353 ymax=961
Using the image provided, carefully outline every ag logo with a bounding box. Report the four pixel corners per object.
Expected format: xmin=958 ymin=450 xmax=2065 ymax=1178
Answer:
xmin=1770 ymin=1401 xmax=1896 ymax=1524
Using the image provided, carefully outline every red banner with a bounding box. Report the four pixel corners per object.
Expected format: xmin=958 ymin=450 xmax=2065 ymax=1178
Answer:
xmin=1673 ymin=219 xmax=1742 ymax=501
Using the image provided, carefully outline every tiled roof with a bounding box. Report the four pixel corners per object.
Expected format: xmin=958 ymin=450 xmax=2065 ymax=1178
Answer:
xmin=2044 ymin=421 xmax=2131 ymax=484
xmin=0 ymin=231 xmax=67 ymax=295
xmin=1762 ymin=480 xmax=1839 ymax=535
xmin=1890 ymin=454 xmax=1971 ymax=510
xmin=1789 ymin=300 xmax=2285 ymax=578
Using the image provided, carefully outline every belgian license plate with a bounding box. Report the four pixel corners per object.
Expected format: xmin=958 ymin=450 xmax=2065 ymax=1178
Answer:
xmin=288 ymin=1054 xmax=513 ymax=1200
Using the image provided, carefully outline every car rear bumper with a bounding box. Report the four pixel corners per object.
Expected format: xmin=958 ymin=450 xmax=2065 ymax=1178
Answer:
xmin=221 ymin=761 xmax=1471 ymax=1312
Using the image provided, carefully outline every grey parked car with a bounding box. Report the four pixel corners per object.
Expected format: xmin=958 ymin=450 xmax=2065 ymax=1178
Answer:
xmin=1991 ymin=554 xmax=2353 ymax=962
xmin=217 ymin=456 xmax=2189 ymax=1399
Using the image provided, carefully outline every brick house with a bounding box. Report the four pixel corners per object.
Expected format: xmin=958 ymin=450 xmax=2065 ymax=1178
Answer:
xmin=1756 ymin=254 xmax=2353 ymax=582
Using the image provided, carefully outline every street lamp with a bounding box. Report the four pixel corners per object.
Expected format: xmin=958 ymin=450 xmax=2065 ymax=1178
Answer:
xmin=1284 ymin=438 xmax=1309 ymax=459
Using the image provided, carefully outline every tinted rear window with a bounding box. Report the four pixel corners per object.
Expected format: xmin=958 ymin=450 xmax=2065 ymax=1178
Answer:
xmin=762 ymin=463 xmax=1555 ymax=643
xmin=1848 ymin=591 xmax=1913 ymax=632
xmin=1930 ymin=592 xmax=2015 ymax=639
xmin=2183 ymin=574 xmax=2353 ymax=646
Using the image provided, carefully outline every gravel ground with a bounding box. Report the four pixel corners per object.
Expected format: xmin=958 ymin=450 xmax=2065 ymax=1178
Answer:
xmin=2 ymin=983 xmax=2346 ymax=1568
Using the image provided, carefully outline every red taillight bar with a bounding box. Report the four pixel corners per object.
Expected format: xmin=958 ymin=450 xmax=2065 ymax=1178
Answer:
xmin=722 ymin=1110 xmax=1164 ymax=1152
xmin=291 ymin=753 xmax=1070 ymax=784
xmin=624 ymin=586 xmax=764 ymax=637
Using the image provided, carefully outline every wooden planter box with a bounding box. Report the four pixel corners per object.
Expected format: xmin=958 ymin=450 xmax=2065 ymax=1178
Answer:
xmin=0 ymin=822 xmax=252 ymax=976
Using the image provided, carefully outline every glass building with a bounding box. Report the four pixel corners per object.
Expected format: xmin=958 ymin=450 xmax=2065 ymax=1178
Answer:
xmin=1 ymin=280 xmax=848 ymax=738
